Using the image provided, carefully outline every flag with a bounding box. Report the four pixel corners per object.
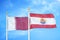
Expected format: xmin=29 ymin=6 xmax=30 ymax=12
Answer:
xmin=8 ymin=17 xmax=28 ymax=31
xmin=30 ymin=13 xmax=56 ymax=29
xmin=7 ymin=13 xmax=56 ymax=31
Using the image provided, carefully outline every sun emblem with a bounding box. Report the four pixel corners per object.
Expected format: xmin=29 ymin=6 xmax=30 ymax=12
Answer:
xmin=40 ymin=18 xmax=46 ymax=24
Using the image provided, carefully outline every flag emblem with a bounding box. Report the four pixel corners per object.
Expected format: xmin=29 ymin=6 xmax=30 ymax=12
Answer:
xmin=40 ymin=18 xmax=46 ymax=24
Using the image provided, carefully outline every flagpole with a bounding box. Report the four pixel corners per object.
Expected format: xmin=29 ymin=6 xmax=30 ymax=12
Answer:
xmin=28 ymin=8 xmax=30 ymax=40
xmin=6 ymin=11 xmax=8 ymax=40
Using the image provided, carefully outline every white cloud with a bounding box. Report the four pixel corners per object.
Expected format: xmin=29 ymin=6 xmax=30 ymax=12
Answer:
xmin=8 ymin=31 xmax=28 ymax=36
xmin=57 ymin=0 xmax=60 ymax=2
xmin=18 ymin=31 xmax=28 ymax=35
xmin=16 ymin=8 xmax=28 ymax=17
xmin=29 ymin=0 xmax=52 ymax=13
xmin=8 ymin=8 xmax=29 ymax=17
xmin=30 ymin=1 xmax=60 ymax=14
xmin=9 ymin=0 xmax=13 ymax=8
xmin=30 ymin=0 xmax=48 ymax=6
xmin=48 ymin=2 xmax=60 ymax=16
xmin=42 ymin=0 xmax=47 ymax=5
xmin=9 ymin=2 xmax=13 ymax=8
xmin=9 ymin=0 xmax=60 ymax=17
xmin=31 ymin=0 xmax=41 ymax=5
xmin=5 ymin=0 xmax=13 ymax=9
xmin=51 ymin=9 xmax=60 ymax=17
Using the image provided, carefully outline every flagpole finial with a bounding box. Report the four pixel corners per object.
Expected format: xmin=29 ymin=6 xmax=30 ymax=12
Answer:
xmin=6 ymin=11 xmax=8 ymax=15
xmin=27 ymin=7 xmax=30 ymax=12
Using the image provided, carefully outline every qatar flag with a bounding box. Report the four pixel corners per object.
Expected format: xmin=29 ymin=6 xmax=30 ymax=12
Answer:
xmin=30 ymin=13 xmax=56 ymax=29
xmin=7 ymin=17 xmax=28 ymax=31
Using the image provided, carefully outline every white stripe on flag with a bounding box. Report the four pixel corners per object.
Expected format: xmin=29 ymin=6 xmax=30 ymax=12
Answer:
xmin=8 ymin=17 xmax=16 ymax=31
xmin=30 ymin=17 xmax=56 ymax=25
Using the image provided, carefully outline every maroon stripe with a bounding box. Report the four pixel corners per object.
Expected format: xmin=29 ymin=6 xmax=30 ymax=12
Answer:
xmin=15 ymin=17 xmax=28 ymax=30
xmin=30 ymin=13 xmax=54 ymax=18
xmin=30 ymin=24 xmax=56 ymax=29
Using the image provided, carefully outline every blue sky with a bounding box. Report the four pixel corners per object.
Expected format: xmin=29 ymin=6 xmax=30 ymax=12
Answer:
xmin=0 ymin=0 xmax=60 ymax=40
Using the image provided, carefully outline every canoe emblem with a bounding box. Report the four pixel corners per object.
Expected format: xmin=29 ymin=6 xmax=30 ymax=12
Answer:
xmin=40 ymin=18 xmax=46 ymax=24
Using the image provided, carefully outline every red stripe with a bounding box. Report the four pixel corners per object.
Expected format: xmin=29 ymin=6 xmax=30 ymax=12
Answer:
xmin=15 ymin=17 xmax=28 ymax=30
xmin=30 ymin=13 xmax=54 ymax=18
xmin=30 ymin=24 xmax=56 ymax=29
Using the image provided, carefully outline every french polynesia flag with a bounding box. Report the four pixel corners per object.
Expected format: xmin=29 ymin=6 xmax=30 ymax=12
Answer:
xmin=30 ymin=13 xmax=56 ymax=29
xmin=8 ymin=17 xmax=28 ymax=31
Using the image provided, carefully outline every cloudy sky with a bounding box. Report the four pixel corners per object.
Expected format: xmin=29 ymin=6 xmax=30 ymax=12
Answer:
xmin=0 ymin=0 xmax=60 ymax=40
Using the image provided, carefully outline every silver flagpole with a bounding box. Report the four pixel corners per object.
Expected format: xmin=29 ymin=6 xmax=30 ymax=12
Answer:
xmin=28 ymin=8 xmax=30 ymax=40
xmin=6 ymin=11 xmax=8 ymax=40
